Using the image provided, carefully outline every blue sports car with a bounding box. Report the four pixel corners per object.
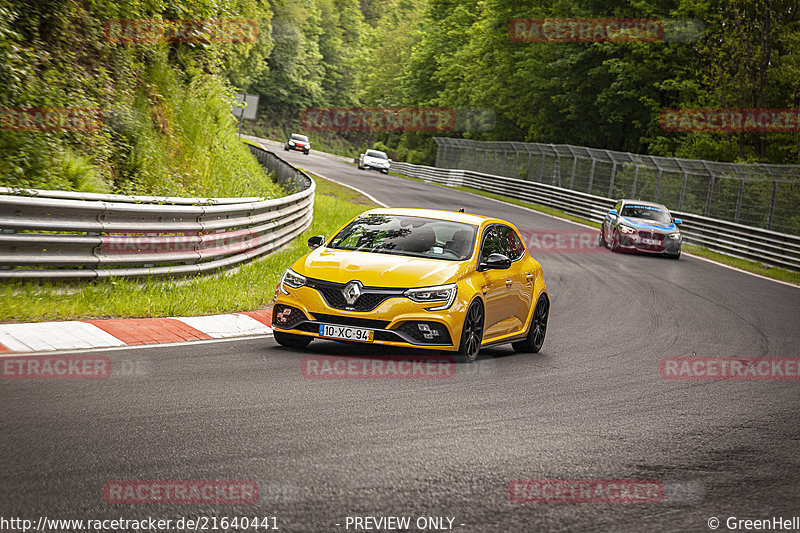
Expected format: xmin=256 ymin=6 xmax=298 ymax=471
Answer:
xmin=600 ymin=200 xmax=683 ymax=259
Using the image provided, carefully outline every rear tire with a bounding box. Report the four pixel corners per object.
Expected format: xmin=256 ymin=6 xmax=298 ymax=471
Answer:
xmin=512 ymin=294 xmax=549 ymax=354
xmin=455 ymin=300 xmax=484 ymax=363
xmin=273 ymin=330 xmax=312 ymax=349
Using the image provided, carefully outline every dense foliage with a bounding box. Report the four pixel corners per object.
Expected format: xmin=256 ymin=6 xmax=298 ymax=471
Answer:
xmin=0 ymin=0 xmax=280 ymax=196
xmin=2 ymin=0 xmax=798 ymax=194
xmin=244 ymin=0 xmax=800 ymax=165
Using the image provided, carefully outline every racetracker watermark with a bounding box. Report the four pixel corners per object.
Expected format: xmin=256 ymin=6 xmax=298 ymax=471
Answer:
xmin=510 ymin=479 xmax=663 ymax=503
xmin=660 ymin=108 xmax=800 ymax=133
xmin=301 ymin=355 xmax=455 ymax=379
xmin=103 ymin=19 xmax=258 ymax=44
xmin=660 ymin=357 xmax=800 ymax=380
xmin=299 ymin=107 xmax=495 ymax=132
xmin=1 ymin=107 xmax=102 ymax=132
xmin=508 ymin=18 xmax=703 ymax=43
xmin=1 ymin=356 xmax=111 ymax=379
xmin=520 ymin=229 xmax=605 ymax=254
xmin=101 ymin=230 xmax=254 ymax=255
xmin=103 ymin=480 xmax=258 ymax=504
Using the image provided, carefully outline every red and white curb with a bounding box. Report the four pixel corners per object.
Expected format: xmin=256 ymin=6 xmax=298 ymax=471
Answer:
xmin=0 ymin=310 xmax=272 ymax=354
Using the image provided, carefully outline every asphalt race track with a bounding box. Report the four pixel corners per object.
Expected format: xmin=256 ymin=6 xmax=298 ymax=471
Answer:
xmin=2 ymin=142 xmax=800 ymax=532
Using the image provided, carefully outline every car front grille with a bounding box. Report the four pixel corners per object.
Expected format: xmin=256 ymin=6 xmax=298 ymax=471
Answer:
xmin=637 ymin=230 xmax=665 ymax=240
xmin=305 ymin=278 xmax=407 ymax=312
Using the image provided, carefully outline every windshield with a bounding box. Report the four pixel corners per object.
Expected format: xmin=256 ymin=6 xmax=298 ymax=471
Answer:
xmin=620 ymin=204 xmax=672 ymax=223
xmin=290 ymin=134 xmax=308 ymax=142
xmin=365 ymin=150 xmax=388 ymax=159
xmin=329 ymin=214 xmax=477 ymax=261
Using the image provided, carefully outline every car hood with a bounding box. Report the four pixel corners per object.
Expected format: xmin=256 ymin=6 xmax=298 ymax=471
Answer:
xmin=619 ymin=216 xmax=678 ymax=231
xmin=293 ymin=248 xmax=466 ymax=287
xmin=364 ymin=156 xmax=388 ymax=164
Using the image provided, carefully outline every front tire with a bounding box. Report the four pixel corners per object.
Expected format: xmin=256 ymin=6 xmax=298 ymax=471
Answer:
xmin=610 ymin=230 xmax=621 ymax=252
xmin=455 ymin=300 xmax=484 ymax=363
xmin=512 ymin=294 xmax=549 ymax=354
xmin=598 ymin=227 xmax=607 ymax=248
xmin=667 ymin=250 xmax=681 ymax=260
xmin=273 ymin=330 xmax=312 ymax=349
xmin=284 ymin=146 xmax=290 ymax=151
xmin=304 ymin=150 xmax=310 ymax=155
xmin=381 ymin=169 xmax=389 ymax=174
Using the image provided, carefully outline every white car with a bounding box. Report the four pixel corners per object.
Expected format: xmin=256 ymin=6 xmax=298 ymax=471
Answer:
xmin=358 ymin=149 xmax=391 ymax=174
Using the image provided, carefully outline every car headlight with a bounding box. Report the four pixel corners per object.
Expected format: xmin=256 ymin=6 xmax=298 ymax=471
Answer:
xmin=619 ymin=225 xmax=636 ymax=234
xmin=668 ymin=233 xmax=681 ymax=240
xmin=289 ymin=140 xmax=295 ymax=145
xmin=280 ymin=268 xmax=306 ymax=294
xmin=404 ymin=283 xmax=458 ymax=311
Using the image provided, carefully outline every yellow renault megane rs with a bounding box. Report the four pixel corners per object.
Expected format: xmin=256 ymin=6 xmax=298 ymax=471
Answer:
xmin=271 ymin=208 xmax=549 ymax=362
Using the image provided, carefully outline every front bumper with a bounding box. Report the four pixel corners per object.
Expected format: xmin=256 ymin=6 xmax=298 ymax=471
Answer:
xmin=273 ymin=285 xmax=465 ymax=351
xmin=362 ymin=161 xmax=389 ymax=171
xmin=617 ymin=233 xmax=682 ymax=254
xmin=287 ymin=144 xmax=309 ymax=152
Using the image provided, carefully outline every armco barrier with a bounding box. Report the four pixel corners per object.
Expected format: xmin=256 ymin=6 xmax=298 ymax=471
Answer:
xmin=0 ymin=144 xmax=314 ymax=279
xmin=391 ymin=161 xmax=800 ymax=271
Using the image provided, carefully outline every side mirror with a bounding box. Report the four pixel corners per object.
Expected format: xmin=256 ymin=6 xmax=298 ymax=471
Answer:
xmin=307 ymin=235 xmax=325 ymax=249
xmin=608 ymin=209 xmax=618 ymax=216
xmin=479 ymin=253 xmax=511 ymax=271
xmin=388 ymin=159 xmax=392 ymax=163
xmin=674 ymin=218 xmax=683 ymax=225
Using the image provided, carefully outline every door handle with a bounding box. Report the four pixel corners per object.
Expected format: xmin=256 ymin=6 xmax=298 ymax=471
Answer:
xmin=481 ymin=285 xmax=490 ymax=294
xmin=505 ymin=278 xmax=513 ymax=287
xmin=526 ymin=273 xmax=535 ymax=281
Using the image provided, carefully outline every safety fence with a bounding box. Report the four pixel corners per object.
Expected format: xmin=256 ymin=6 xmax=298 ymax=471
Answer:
xmin=433 ymin=137 xmax=800 ymax=236
xmin=0 ymin=143 xmax=315 ymax=279
xmin=391 ymin=161 xmax=800 ymax=271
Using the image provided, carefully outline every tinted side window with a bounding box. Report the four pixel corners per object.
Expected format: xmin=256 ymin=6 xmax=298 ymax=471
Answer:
xmin=480 ymin=226 xmax=504 ymax=262
xmin=500 ymin=226 xmax=526 ymax=260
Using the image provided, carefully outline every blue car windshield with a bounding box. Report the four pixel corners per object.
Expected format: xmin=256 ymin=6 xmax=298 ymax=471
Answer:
xmin=621 ymin=205 xmax=671 ymax=223
xmin=329 ymin=215 xmax=477 ymax=261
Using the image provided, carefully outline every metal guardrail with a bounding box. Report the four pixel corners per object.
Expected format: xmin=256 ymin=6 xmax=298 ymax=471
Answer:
xmin=0 ymin=143 xmax=315 ymax=279
xmin=433 ymin=137 xmax=800 ymax=236
xmin=391 ymin=161 xmax=800 ymax=271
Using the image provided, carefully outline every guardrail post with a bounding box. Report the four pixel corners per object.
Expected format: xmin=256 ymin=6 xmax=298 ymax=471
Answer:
xmin=768 ymin=179 xmax=778 ymax=230
xmin=678 ymin=170 xmax=688 ymax=210
xmin=734 ymin=178 xmax=745 ymax=223
xmin=569 ymin=157 xmax=577 ymax=190
xmin=631 ymin=165 xmax=639 ymax=198
xmin=607 ymin=157 xmax=617 ymax=197
xmin=704 ymin=175 xmax=715 ymax=216
xmin=654 ymin=169 xmax=662 ymax=202
xmin=587 ymin=159 xmax=596 ymax=193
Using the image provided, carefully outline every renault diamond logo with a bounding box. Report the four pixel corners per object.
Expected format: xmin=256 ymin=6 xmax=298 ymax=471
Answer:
xmin=342 ymin=281 xmax=362 ymax=305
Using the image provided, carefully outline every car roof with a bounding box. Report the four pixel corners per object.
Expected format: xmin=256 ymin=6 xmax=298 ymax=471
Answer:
xmin=359 ymin=207 xmax=503 ymax=226
xmin=619 ymin=199 xmax=670 ymax=211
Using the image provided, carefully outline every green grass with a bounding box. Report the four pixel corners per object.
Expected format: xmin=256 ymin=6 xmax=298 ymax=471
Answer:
xmin=390 ymin=172 xmax=800 ymax=284
xmin=0 ymin=176 xmax=377 ymax=322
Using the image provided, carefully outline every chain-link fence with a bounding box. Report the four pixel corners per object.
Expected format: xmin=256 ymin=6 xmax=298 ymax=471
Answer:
xmin=434 ymin=138 xmax=800 ymax=235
